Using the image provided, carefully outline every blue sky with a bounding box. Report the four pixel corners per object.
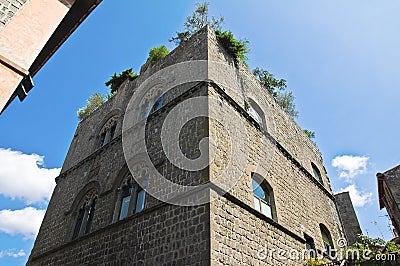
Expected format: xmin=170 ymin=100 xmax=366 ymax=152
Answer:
xmin=0 ymin=1 xmax=399 ymax=264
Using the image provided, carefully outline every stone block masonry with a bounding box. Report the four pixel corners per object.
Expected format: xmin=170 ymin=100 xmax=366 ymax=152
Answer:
xmin=334 ymin=192 xmax=362 ymax=246
xmin=28 ymin=26 xmax=346 ymax=265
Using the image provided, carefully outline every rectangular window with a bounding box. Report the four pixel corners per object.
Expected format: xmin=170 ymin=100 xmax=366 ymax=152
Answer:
xmin=304 ymin=234 xmax=316 ymax=258
xmin=99 ymin=132 xmax=106 ymax=147
xmin=254 ymin=196 xmax=260 ymax=212
xmin=135 ymin=190 xmax=146 ymax=213
xmin=119 ymin=195 xmax=131 ymax=220
xmin=110 ymin=124 xmax=117 ymax=140
xmin=260 ymin=201 xmax=272 ymax=218
xmin=72 ymin=208 xmax=84 ymax=239
xmin=254 ymin=196 xmax=272 ymax=219
xmin=84 ymin=201 xmax=96 ymax=234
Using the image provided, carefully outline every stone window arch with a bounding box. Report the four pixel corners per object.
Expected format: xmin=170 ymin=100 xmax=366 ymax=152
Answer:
xmin=311 ymin=162 xmax=323 ymax=183
xmin=151 ymin=95 xmax=163 ymax=113
xmin=142 ymin=93 xmax=164 ymax=119
xmin=98 ymin=115 xmax=118 ymax=147
xmin=113 ymin=173 xmax=146 ymax=222
xmin=248 ymin=99 xmax=265 ymax=127
xmin=71 ymin=188 xmax=98 ymax=240
xmin=251 ymin=173 xmax=277 ymax=221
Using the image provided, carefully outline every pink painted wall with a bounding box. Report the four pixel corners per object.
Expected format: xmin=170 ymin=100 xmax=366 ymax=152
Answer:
xmin=0 ymin=0 xmax=69 ymax=111
xmin=0 ymin=64 xmax=21 ymax=109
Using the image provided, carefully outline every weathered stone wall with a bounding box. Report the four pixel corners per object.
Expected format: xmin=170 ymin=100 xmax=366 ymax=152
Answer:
xmin=334 ymin=192 xmax=362 ymax=245
xmin=0 ymin=0 xmax=27 ymax=30
xmin=207 ymin=27 xmax=332 ymax=191
xmin=30 ymin=26 xmax=344 ymax=265
xmin=61 ymin=27 xmax=210 ymax=172
xmin=29 ymin=203 xmax=210 ymax=265
xmin=382 ymin=165 xmax=400 ymax=205
xmin=208 ymin=84 xmax=343 ymax=264
xmin=30 ymin=81 xmax=211 ymax=260
xmin=206 ymin=26 xmax=343 ymax=264
xmin=211 ymin=196 xmax=304 ymax=265
xmin=60 ymin=81 xmax=132 ymax=172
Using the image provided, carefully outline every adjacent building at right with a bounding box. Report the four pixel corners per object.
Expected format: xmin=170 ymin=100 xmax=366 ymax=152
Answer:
xmin=377 ymin=165 xmax=400 ymax=238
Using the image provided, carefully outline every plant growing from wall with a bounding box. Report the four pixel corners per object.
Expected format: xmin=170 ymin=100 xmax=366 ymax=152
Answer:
xmin=303 ymin=129 xmax=315 ymax=140
xmin=253 ymin=67 xmax=298 ymax=119
xmin=105 ymin=68 xmax=138 ymax=93
xmin=215 ymin=30 xmax=249 ymax=66
xmin=170 ymin=2 xmax=248 ymax=66
xmin=106 ymin=91 xmax=116 ymax=100
xmin=147 ymin=45 xmax=170 ymax=65
xmin=77 ymin=92 xmax=105 ymax=121
xmin=253 ymin=67 xmax=318 ymax=140
xmin=275 ymin=90 xmax=298 ymax=119
xmin=170 ymin=2 xmax=224 ymax=45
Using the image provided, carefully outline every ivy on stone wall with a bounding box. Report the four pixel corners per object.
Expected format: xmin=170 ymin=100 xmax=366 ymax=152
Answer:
xmin=215 ymin=30 xmax=249 ymax=66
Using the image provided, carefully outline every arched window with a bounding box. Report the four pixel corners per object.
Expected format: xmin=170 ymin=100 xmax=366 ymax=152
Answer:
xmin=114 ymin=174 xmax=146 ymax=221
xmin=71 ymin=189 xmax=98 ymax=240
xmin=142 ymin=94 xmax=164 ymax=119
xmin=248 ymin=99 xmax=265 ymax=127
xmin=151 ymin=95 xmax=163 ymax=113
xmin=98 ymin=115 xmax=118 ymax=147
xmin=311 ymin=163 xmax=323 ymax=183
xmin=320 ymin=224 xmax=334 ymax=255
xmin=251 ymin=174 xmax=276 ymax=220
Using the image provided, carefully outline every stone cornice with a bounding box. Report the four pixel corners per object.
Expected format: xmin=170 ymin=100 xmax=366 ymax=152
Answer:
xmin=56 ymin=134 xmax=122 ymax=183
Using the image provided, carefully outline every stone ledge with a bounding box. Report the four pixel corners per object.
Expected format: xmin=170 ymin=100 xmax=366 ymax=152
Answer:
xmin=29 ymin=200 xmax=171 ymax=262
xmin=210 ymin=183 xmax=306 ymax=244
xmin=56 ymin=134 xmax=122 ymax=183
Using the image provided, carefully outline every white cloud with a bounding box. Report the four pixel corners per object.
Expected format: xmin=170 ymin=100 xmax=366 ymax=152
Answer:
xmin=331 ymin=155 xmax=369 ymax=182
xmin=337 ymin=184 xmax=373 ymax=207
xmin=0 ymin=249 xmax=26 ymax=259
xmin=0 ymin=207 xmax=45 ymax=240
xmin=0 ymin=148 xmax=60 ymax=204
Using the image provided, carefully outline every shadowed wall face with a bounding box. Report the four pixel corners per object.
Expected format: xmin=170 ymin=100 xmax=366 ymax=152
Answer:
xmin=334 ymin=192 xmax=362 ymax=245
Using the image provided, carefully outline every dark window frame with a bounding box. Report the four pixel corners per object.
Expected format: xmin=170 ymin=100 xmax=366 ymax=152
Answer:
xmin=71 ymin=190 xmax=98 ymax=240
xmin=248 ymin=99 xmax=265 ymax=127
xmin=304 ymin=233 xmax=316 ymax=258
xmin=311 ymin=163 xmax=323 ymax=184
xmin=320 ymin=224 xmax=335 ymax=258
xmin=115 ymin=175 xmax=147 ymax=222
